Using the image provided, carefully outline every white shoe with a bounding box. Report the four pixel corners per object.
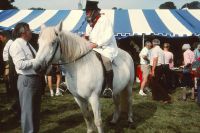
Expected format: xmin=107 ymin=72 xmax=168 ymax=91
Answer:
xmin=50 ymin=90 xmax=54 ymax=97
xmin=139 ymin=90 xmax=147 ymax=96
xmin=55 ymin=89 xmax=63 ymax=96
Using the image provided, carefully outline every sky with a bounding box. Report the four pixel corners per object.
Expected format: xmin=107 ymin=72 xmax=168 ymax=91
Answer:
xmin=13 ymin=0 xmax=194 ymax=9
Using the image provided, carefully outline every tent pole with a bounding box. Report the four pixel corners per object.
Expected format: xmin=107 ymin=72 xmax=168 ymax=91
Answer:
xmin=142 ymin=33 xmax=145 ymax=47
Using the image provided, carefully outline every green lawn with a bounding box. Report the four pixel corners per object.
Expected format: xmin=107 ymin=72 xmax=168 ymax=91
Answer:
xmin=0 ymin=83 xmax=200 ymax=133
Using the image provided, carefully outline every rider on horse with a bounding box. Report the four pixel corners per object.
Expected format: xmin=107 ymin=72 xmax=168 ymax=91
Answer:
xmin=84 ymin=0 xmax=118 ymax=97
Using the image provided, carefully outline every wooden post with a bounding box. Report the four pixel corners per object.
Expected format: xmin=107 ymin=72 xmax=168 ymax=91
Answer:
xmin=142 ymin=33 xmax=145 ymax=48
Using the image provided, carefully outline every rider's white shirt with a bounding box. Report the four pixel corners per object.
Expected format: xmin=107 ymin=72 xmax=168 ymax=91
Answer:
xmin=86 ymin=15 xmax=118 ymax=61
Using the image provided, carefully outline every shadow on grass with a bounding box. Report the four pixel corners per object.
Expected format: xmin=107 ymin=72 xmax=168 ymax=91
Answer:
xmin=43 ymin=113 xmax=84 ymax=133
xmin=0 ymin=92 xmax=21 ymax=132
xmin=104 ymin=102 xmax=157 ymax=132
xmin=41 ymin=102 xmax=79 ymax=118
xmin=0 ymin=93 xmax=9 ymax=104
xmin=0 ymin=110 xmax=20 ymax=132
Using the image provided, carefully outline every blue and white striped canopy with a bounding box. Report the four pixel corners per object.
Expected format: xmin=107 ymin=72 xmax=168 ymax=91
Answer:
xmin=0 ymin=9 xmax=200 ymax=37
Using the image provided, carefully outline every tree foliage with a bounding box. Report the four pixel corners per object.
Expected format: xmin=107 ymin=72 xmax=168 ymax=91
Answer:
xmin=0 ymin=0 xmax=16 ymax=10
xmin=112 ymin=7 xmax=117 ymax=10
xmin=29 ymin=7 xmax=45 ymax=10
xmin=181 ymin=1 xmax=200 ymax=9
xmin=159 ymin=1 xmax=176 ymax=9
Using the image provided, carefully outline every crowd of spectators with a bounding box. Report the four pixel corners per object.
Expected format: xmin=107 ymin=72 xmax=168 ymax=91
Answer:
xmin=138 ymin=38 xmax=200 ymax=104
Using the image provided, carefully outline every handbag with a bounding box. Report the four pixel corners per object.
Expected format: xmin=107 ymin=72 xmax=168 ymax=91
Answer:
xmin=183 ymin=64 xmax=192 ymax=74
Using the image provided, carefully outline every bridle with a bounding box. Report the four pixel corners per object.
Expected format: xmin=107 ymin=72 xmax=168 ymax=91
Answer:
xmin=46 ymin=32 xmax=61 ymax=67
xmin=55 ymin=50 xmax=92 ymax=65
xmin=46 ymin=31 xmax=92 ymax=67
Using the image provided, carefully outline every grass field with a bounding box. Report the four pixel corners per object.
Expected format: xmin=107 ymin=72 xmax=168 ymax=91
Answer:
xmin=0 ymin=83 xmax=200 ymax=133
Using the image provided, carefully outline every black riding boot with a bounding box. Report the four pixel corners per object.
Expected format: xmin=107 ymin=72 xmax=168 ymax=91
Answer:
xmin=103 ymin=70 xmax=113 ymax=98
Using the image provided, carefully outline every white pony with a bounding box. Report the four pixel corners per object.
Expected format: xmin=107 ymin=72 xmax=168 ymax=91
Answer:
xmin=33 ymin=23 xmax=134 ymax=133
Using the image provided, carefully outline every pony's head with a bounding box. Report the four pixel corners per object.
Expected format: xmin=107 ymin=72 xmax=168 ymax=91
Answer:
xmin=33 ymin=22 xmax=63 ymax=74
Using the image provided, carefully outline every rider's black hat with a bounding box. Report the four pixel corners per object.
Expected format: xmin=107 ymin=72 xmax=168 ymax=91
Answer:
xmin=84 ymin=0 xmax=100 ymax=11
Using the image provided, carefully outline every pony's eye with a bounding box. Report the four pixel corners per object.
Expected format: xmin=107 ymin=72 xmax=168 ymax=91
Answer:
xmin=52 ymin=39 xmax=57 ymax=44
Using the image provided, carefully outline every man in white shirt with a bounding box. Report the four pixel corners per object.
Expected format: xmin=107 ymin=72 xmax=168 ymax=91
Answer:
xmin=2 ymin=33 xmax=14 ymax=88
xmin=10 ymin=22 xmax=42 ymax=133
xmin=150 ymin=39 xmax=171 ymax=103
xmin=0 ymin=30 xmax=21 ymax=119
xmin=84 ymin=0 xmax=118 ymax=97
xmin=139 ymin=41 xmax=152 ymax=96
xmin=0 ymin=30 xmax=13 ymax=94
xmin=2 ymin=37 xmax=13 ymax=63
xmin=0 ymin=30 xmax=13 ymax=63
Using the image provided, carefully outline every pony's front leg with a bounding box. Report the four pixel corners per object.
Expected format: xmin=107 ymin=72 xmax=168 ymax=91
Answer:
xmin=89 ymin=95 xmax=103 ymax=133
xmin=74 ymin=97 xmax=95 ymax=133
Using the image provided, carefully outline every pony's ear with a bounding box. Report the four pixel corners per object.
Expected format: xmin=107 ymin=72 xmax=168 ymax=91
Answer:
xmin=40 ymin=24 xmax=46 ymax=31
xmin=55 ymin=21 xmax=63 ymax=32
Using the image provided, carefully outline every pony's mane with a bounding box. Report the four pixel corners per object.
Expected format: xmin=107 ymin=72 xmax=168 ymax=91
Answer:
xmin=59 ymin=30 xmax=91 ymax=62
xmin=39 ymin=27 xmax=57 ymax=44
xmin=39 ymin=26 xmax=91 ymax=62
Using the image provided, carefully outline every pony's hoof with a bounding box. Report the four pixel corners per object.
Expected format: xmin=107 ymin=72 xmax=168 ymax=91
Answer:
xmin=128 ymin=118 xmax=134 ymax=123
xmin=103 ymin=89 xmax=112 ymax=98
xmin=87 ymin=129 xmax=95 ymax=133
xmin=109 ymin=120 xmax=117 ymax=125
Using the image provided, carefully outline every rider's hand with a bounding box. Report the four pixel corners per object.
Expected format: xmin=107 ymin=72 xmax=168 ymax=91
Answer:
xmin=89 ymin=43 xmax=97 ymax=49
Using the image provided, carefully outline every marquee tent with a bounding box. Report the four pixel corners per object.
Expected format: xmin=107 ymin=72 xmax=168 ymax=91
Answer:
xmin=0 ymin=9 xmax=200 ymax=37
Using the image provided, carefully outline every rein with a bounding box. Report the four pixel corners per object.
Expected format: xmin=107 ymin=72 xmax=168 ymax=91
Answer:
xmin=53 ymin=49 xmax=93 ymax=66
xmin=47 ymin=39 xmax=61 ymax=66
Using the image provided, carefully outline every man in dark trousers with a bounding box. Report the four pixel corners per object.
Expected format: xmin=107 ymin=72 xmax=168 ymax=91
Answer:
xmin=1 ymin=30 xmax=21 ymax=118
xmin=150 ymin=39 xmax=171 ymax=103
xmin=0 ymin=30 xmax=13 ymax=96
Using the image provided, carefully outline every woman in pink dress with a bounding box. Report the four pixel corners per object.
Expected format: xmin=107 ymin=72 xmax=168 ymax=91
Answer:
xmin=163 ymin=43 xmax=174 ymax=93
